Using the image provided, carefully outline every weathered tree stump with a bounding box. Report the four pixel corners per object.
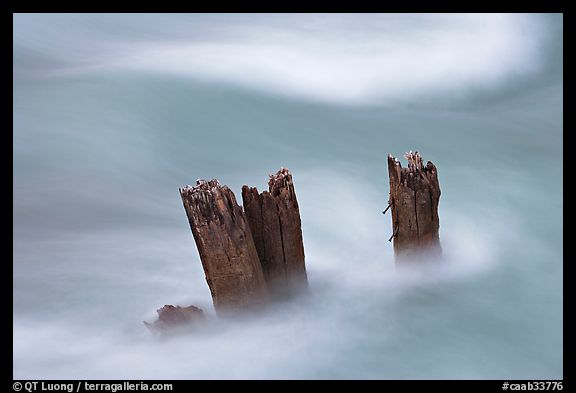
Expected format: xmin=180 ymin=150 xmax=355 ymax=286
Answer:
xmin=180 ymin=180 xmax=268 ymax=314
xmin=242 ymin=168 xmax=307 ymax=299
xmin=386 ymin=152 xmax=442 ymax=262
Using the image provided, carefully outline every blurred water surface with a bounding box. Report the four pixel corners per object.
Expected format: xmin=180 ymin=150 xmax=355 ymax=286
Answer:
xmin=13 ymin=13 xmax=562 ymax=379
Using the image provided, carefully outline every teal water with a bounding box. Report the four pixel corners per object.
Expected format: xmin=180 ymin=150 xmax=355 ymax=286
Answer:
xmin=13 ymin=14 xmax=562 ymax=379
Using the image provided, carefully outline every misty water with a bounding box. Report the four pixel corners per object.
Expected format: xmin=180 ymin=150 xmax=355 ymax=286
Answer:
xmin=13 ymin=14 xmax=563 ymax=379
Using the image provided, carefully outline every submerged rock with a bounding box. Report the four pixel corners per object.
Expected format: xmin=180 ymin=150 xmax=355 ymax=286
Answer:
xmin=144 ymin=305 xmax=205 ymax=334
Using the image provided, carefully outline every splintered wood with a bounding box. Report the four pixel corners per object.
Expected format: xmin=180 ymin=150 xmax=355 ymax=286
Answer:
xmin=387 ymin=152 xmax=442 ymax=262
xmin=179 ymin=169 xmax=307 ymax=315
xmin=242 ymin=168 xmax=308 ymax=299
xmin=180 ymin=180 xmax=268 ymax=314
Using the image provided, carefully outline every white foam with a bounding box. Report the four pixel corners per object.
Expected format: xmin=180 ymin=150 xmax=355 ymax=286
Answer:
xmin=70 ymin=14 xmax=547 ymax=104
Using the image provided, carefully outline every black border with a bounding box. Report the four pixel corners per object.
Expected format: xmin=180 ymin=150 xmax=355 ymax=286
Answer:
xmin=8 ymin=2 xmax=569 ymax=389
xmin=561 ymin=7 xmax=571 ymax=391
xmin=7 ymin=1 xmax=568 ymax=13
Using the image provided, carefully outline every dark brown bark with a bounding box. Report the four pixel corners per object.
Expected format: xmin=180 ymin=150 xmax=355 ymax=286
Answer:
xmin=180 ymin=180 xmax=268 ymax=314
xmin=387 ymin=152 xmax=442 ymax=262
xmin=242 ymin=168 xmax=307 ymax=299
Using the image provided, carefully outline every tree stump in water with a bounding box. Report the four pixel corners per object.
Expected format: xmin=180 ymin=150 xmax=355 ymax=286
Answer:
xmin=242 ymin=168 xmax=308 ymax=299
xmin=180 ymin=180 xmax=268 ymax=314
xmin=386 ymin=152 xmax=442 ymax=262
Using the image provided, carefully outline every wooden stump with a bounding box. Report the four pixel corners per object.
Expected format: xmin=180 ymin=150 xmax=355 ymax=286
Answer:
xmin=180 ymin=180 xmax=268 ymax=314
xmin=387 ymin=152 xmax=442 ymax=262
xmin=242 ymin=168 xmax=308 ymax=299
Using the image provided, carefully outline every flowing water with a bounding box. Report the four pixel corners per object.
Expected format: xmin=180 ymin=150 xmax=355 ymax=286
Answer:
xmin=13 ymin=13 xmax=563 ymax=379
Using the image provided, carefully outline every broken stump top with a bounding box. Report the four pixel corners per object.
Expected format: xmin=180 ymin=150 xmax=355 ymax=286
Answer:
xmin=387 ymin=151 xmax=440 ymax=197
